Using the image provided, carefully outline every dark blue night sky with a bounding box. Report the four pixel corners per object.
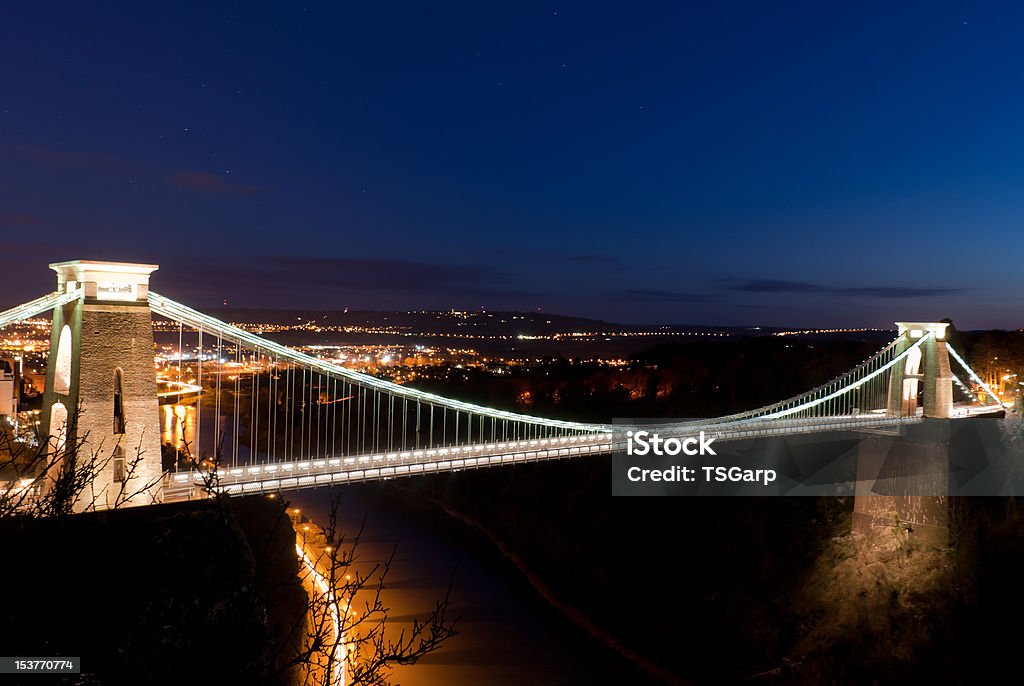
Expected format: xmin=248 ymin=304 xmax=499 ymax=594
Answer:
xmin=2 ymin=2 xmax=1022 ymax=327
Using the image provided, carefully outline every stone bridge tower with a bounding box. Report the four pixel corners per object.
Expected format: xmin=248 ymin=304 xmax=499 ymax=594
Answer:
xmin=854 ymin=322 xmax=954 ymax=544
xmin=41 ymin=260 xmax=163 ymax=510
xmin=886 ymin=322 xmax=953 ymax=419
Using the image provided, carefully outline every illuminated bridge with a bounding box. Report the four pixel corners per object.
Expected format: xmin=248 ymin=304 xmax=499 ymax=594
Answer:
xmin=0 ymin=261 xmax=1007 ymax=510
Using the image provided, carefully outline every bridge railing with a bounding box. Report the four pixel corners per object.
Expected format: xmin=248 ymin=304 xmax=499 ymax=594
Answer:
xmin=947 ymin=343 xmax=1007 ymax=408
xmin=642 ymin=334 xmax=917 ymax=427
xmin=0 ymin=288 xmax=83 ymax=329
xmin=164 ymin=412 xmax=931 ymax=500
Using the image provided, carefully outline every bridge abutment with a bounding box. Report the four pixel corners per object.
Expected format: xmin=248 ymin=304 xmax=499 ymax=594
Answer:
xmin=41 ymin=261 xmax=164 ymax=510
xmin=853 ymin=421 xmax=950 ymax=545
xmin=860 ymin=323 xmax=955 ymax=544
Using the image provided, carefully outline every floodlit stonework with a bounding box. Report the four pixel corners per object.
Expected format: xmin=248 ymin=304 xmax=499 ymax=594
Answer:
xmin=42 ymin=260 xmax=163 ymax=510
xmin=856 ymin=322 xmax=956 ymax=544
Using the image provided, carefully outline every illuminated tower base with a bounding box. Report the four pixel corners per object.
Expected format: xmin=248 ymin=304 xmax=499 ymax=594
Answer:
xmin=855 ymin=322 xmax=954 ymax=544
xmin=854 ymin=424 xmax=949 ymax=545
xmin=41 ymin=261 xmax=164 ymax=510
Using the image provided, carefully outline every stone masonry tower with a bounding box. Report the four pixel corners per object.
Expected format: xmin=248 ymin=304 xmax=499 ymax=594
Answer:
xmin=853 ymin=322 xmax=953 ymax=544
xmin=41 ymin=260 xmax=163 ymax=510
xmin=886 ymin=322 xmax=953 ymax=419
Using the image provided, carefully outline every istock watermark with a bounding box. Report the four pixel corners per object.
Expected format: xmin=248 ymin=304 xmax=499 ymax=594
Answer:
xmin=613 ymin=422 xmax=787 ymax=495
xmin=625 ymin=429 xmax=718 ymax=456
xmin=610 ymin=417 xmax=1024 ymax=497
xmin=620 ymin=428 xmax=775 ymax=489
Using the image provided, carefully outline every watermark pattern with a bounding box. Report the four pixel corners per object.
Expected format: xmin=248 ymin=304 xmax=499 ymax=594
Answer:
xmin=612 ymin=418 xmax=1024 ymax=496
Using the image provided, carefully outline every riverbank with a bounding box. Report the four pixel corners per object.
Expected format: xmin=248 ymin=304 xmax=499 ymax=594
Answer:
xmin=428 ymin=496 xmax=690 ymax=686
xmin=390 ymin=457 xmax=1024 ymax=684
xmin=286 ymin=483 xmax=664 ymax=685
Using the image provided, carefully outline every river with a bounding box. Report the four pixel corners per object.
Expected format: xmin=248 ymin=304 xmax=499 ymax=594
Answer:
xmin=285 ymin=484 xmax=660 ymax=686
xmin=163 ymin=401 xmax=660 ymax=685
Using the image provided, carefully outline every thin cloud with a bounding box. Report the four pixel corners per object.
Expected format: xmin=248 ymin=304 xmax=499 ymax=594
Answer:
xmin=725 ymin=279 xmax=968 ymax=299
xmin=17 ymin=146 xmax=266 ymax=198
xmin=18 ymin=145 xmax=136 ymax=172
xmin=623 ymin=289 xmax=717 ymax=303
xmin=266 ymin=256 xmax=503 ymax=292
xmin=833 ymin=286 xmax=965 ymax=298
xmin=168 ymin=171 xmax=265 ymax=196
xmin=730 ymin=279 xmax=821 ymax=293
xmin=156 ymin=255 xmax=546 ymax=306
xmin=0 ymin=213 xmax=45 ymax=227
xmin=567 ymin=254 xmax=618 ymax=264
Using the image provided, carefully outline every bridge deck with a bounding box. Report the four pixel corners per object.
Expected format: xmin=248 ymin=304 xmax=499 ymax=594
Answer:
xmin=164 ymin=434 xmax=614 ymax=500
xmin=162 ymin=412 xmax=955 ymax=501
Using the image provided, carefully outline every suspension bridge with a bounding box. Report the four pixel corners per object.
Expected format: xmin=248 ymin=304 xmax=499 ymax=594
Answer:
xmin=0 ymin=261 xmax=1007 ymax=510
